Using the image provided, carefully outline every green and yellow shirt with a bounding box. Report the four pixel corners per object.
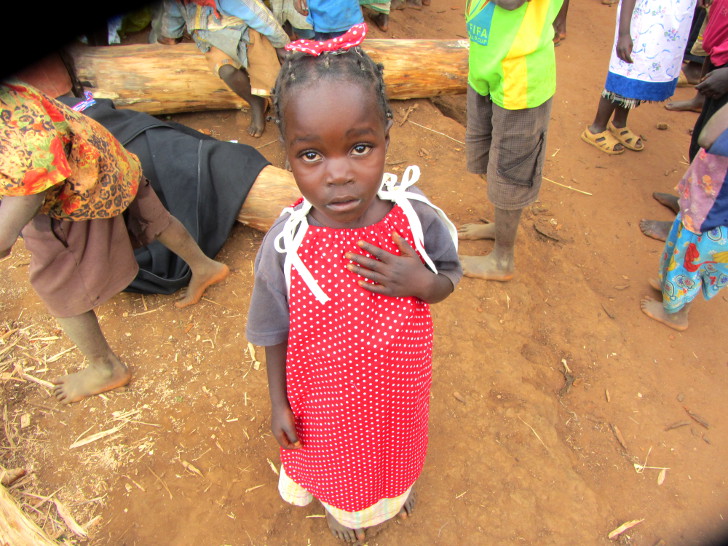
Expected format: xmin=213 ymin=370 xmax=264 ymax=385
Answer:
xmin=466 ymin=0 xmax=562 ymax=110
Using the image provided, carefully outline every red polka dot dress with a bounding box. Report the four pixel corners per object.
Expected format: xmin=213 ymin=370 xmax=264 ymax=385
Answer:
xmin=279 ymin=204 xmax=433 ymax=513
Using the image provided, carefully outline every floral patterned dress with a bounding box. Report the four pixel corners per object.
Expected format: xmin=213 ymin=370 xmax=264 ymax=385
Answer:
xmin=604 ymin=0 xmax=697 ymax=104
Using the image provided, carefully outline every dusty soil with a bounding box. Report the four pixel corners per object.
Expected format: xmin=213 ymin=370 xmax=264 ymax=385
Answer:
xmin=2 ymin=1 xmax=728 ymax=545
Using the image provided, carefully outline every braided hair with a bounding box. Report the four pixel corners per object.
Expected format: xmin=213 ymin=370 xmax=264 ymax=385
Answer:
xmin=272 ymin=46 xmax=393 ymax=136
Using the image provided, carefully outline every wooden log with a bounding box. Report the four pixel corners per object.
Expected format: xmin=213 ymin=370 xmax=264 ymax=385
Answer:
xmin=70 ymin=39 xmax=468 ymax=115
xmin=0 ymin=485 xmax=58 ymax=546
xmin=237 ymin=165 xmax=300 ymax=232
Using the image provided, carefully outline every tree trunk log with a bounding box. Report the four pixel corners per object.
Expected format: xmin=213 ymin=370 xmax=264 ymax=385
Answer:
xmin=0 ymin=485 xmax=58 ymax=546
xmin=237 ymin=165 xmax=300 ymax=232
xmin=70 ymin=39 xmax=468 ymax=115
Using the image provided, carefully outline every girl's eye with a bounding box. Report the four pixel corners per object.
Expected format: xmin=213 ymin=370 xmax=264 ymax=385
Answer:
xmin=300 ymin=151 xmax=321 ymax=162
xmin=351 ymin=144 xmax=372 ymax=156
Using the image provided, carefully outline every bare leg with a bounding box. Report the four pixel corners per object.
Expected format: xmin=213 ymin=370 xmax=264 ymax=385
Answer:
xmin=682 ymin=61 xmax=703 ymax=84
xmin=53 ymin=311 xmax=131 ymax=404
xmin=155 ymin=216 xmax=230 ymax=308
xmin=639 ymin=219 xmax=672 ymax=242
xmin=588 ymin=95 xmax=618 ymax=136
xmin=552 ymin=0 xmax=569 ymax=43
xmin=652 ymin=192 xmax=680 ymax=214
xmin=460 ymin=207 xmax=522 ymax=281
xmin=667 ymin=60 xmax=709 ymax=112
xmin=641 ymin=298 xmax=690 ymax=331
xmin=219 ymin=64 xmax=267 ymax=138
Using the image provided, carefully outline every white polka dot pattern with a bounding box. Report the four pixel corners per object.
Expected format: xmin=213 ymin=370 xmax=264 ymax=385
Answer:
xmin=284 ymin=22 xmax=368 ymax=56
xmin=281 ymin=205 xmax=433 ymax=512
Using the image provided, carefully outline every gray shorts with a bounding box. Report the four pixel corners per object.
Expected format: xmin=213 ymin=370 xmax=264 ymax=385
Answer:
xmin=465 ymin=85 xmax=552 ymax=210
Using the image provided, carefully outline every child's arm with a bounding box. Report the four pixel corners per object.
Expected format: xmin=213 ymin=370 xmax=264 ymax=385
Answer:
xmin=699 ymin=102 xmax=728 ymax=149
xmin=615 ymin=0 xmax=637 ymax=63
xmin=346 ymin=232 xmax=455 ymax=304
xmin=265 ymin=341 xmax=301 ymax=450
xmin=696 ymin=66 xmax=728 ymax=100
xmin=0 ymin=192 xmax=47 ymax=258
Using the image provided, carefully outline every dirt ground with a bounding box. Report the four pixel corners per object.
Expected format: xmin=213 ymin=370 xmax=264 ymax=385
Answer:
xmin=2 ymin=1 xmax=728 ymax=545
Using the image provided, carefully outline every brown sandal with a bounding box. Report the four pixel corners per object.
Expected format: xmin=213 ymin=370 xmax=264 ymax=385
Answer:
xmin=581 ymin=128 xmax=624 ymax=155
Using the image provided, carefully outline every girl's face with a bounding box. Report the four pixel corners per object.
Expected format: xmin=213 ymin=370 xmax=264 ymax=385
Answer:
xmin=282 ymin=78 xmax=391 ymax=229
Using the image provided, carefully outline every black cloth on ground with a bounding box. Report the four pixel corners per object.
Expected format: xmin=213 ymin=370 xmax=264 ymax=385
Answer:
xmin=58 ymin=96 xmax=269 ymax=294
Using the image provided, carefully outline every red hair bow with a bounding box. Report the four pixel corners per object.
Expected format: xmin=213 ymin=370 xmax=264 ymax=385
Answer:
xmin=285 ymin=23 xmax=368 ymax=56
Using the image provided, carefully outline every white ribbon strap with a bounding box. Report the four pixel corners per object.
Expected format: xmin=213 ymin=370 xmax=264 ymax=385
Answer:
xmin=274 ymin=165 xmax=457 ymax=303
xmin=377 ymin=165 xmax=459 ymax=274
xmin=274 ymin=199 xmax=331 ymax=304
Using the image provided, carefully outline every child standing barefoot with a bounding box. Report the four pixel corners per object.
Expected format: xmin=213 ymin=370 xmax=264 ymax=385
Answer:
xmin=641 ymin=102 xmax=728 ymax=330
xmin=246 ymin=24 xmax=461 ymax=543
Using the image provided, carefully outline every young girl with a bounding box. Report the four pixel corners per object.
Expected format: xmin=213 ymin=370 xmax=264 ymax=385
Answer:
xmin=245 ymin=23 xmax=462 ymax=543
xmin=641 ymin=101 xmax=728 ymax=330
xmin=581 ymin=0 xmax=697 ymax=154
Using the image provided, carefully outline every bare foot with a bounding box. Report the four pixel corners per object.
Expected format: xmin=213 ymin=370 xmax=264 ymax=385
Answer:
xmin=53 ymin=356 xmax=131 ymax=404
xmin=157 ymin=36 xmax=180 ymax=45
xmin=457 ymin=222 xmax=495 ymax=240
xmin=248 ymin=96 xmax=267 ymax=138
xmin=664 ymin=97 xmax=703 ymax=113
xmin=639 ymin=219 xmax=672 ymax=242
xmin=372 ymin=12 xmax=389 ymax=31
xmin=648 ymin=277 xmax=662 ymax=291
xmin=652 ymin=192 xmax=680 ymax=214
xmin=398 ymin=487 xmax=416 ymax=519
xmin=175 ymin=262 xmax=230 ymax=308
xmin=460 ymin=254 xmax=514 ymax=281
xmin=325 ymin=510 xmax=365 ymax=543
xmin=640 ymin=297 xmax=688 ymax=331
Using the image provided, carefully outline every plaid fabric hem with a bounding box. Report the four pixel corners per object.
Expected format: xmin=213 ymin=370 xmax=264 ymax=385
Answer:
xmin=278 ymin=465 xmax=411 ymax=528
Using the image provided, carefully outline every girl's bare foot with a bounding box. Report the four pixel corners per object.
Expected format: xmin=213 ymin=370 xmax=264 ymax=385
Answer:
xmin=397 ymin=487 xmax=416 ymax=519
xmin=457 ymin=222 xmax=495 ymax=240
xmin=639 ymin=219 xmax=671 ymax=242
xmin=175 ymin=262 xmax=230 ymax=308
xmin=325 ymin=510 xmax=365 ymax=543
xmin=640 ymin=297 xmax=688 ymax=331
xmin=53 ymin=356 xmax=131 ymax=404
xmin=460 ymin=254 xmax=514 ymax=281
xmin=652 ymin=192 xmax=680 ymax=214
